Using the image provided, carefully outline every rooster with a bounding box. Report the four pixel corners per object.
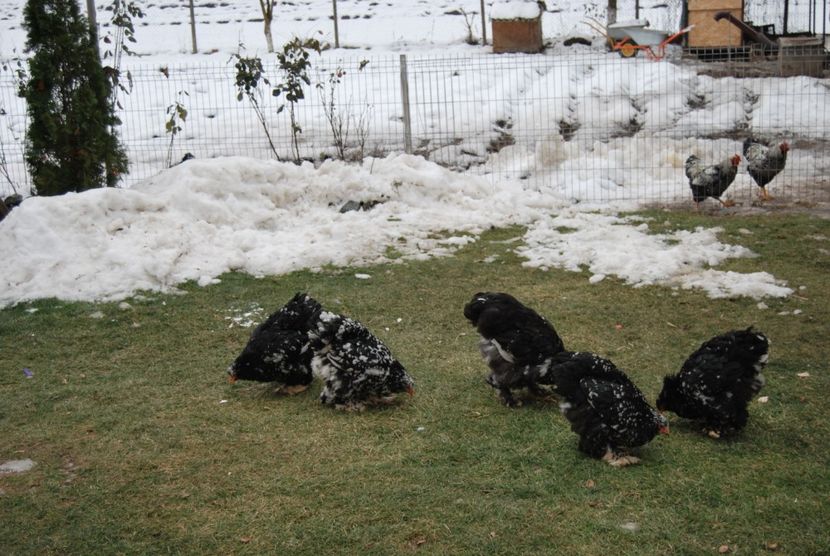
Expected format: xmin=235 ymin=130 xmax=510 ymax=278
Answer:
xmin=744 ymin=138 xmax=789 ymax=201
xmin=227 ymin=293 xmax=323 ymax=394
xmin=309 ymin=311 xmax=414 ymax=411
xmin=548 ymin=351 xmax=669 ymax=467
xmin=657 ymin=327 xmax=769 ymax=438
xmin=685 ymin=153 xmax=741 ymax=210
xmin=463 ymin=292 xmax=565 ymax=407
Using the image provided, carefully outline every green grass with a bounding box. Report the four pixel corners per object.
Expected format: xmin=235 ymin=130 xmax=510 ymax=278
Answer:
xmin=1 ymin=210 xmax=829 ymax=555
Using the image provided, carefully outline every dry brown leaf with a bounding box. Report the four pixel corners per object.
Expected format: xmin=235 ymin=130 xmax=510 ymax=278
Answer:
xmin=407 ymin=535 xmax=427 ymax=549
xmin=240 ymin=537 xmax=251 ymax=544
xmin=764 ymin=541 xmax=780 ymax=551
xmin=718 ymin=545 xmax=730 ymax=554
xmin=489 ymin=531 xmax=497 ymax=539
xmin=585 ymin=479 xmax=596 ymax=488
xmin=797 ymin=372 xmax=810 ymax=378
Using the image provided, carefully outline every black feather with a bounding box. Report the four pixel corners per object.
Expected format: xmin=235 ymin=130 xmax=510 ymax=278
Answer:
xmin=685 ymin=154 xmax=739 ymax=204
xmin=228 ymin=293 xmax=323 ymax=387
xmin=463 ymin=292 xmax=565 ymax=406
xmin=548 ymin=352 xmax=667 ymax=462
xmin=657 ymin=327 xmax=769 ymax=436
xmin=744 ymin=138 xmax=788 ymax=189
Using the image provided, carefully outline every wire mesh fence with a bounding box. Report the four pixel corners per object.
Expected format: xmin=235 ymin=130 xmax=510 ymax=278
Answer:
xmin=2 ymin=47 xmax=829 ymax=205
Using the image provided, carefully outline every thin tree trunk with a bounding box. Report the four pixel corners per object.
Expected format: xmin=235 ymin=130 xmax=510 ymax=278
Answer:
xmin=260 ymin=1 xmax=276 ymax=53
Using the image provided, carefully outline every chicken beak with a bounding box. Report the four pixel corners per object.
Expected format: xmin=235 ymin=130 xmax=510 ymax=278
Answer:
xmin=658 ymin=411 xmax=669 ymax=435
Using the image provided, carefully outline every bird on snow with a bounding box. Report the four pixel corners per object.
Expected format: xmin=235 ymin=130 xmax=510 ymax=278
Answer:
xmin=309 ymin=311 xmax=414 ymax=411
xmin=657 ymin=327 xmax=769 ymax=439
xmin=227 ymin=292 xmax=323 ymax=394
xmin=547 ymin=351 xmax=669 ymax=467
xmin=463 ymin=292 xmax=565 ymax=407
xmin=685 ymin=153 xmax=741 ymax=210
xmin=743 ymin=138 xmax=789 ymax=201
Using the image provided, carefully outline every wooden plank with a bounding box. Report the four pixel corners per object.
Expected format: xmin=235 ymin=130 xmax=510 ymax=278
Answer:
xmin=689 ymin=0 xmax=742 ymax=10
xmin=688 ymin=6 xmax=743 ymax=47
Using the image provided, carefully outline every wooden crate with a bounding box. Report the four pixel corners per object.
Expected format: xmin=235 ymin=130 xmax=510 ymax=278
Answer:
xmin=688 ymin=0 xmax=743 ymax=48
xmin=492 ymin=17 xmax=543 ymax=53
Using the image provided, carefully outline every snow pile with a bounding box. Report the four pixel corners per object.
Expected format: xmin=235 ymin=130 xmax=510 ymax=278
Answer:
xmin=517 ymin=211 xmax=793 ymax=299
xmin=491 ymin=2 xmax=542 ymax=20
xmin=0 ymin=155 xmax=794 ymax=308
xmin=0 ymin=155 xmax=566 ymax=307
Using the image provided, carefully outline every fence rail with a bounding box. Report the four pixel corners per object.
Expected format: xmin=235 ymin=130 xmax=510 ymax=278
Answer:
xmin=2 ymin=47 xmax=829 ymax=205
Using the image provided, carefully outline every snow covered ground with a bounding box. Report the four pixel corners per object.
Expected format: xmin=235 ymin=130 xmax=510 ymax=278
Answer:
xmin=0 ymin=154 xmax=795 ymax=307
xmin=0 ymin=0 xmax=825 ymax=307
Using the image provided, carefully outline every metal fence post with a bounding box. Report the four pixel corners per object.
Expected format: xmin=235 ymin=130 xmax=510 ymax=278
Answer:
xmin=189 ymin=0 xmax=198 ymax=54
xmin=399 ymin=54 xmax=413 ymax=154
xmin=85 ymin=0 xmax=100 ymax=59
xmin=480 ymin=0 xmax=487 ymax=45
xmin=332 ymin=0 xmax=340 ymax=48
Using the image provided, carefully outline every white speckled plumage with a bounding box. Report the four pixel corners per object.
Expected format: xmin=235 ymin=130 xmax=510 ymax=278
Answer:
xmin=548 ymin=351 xmax=667 ymax=464
xmin=657 ymin=327 xmax=769 ymax=437
xmin=309 ymin=311 xmax=414 ymax=410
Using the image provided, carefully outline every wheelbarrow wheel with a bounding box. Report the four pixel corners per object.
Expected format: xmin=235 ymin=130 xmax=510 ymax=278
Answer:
xmin=618 ymin=41 xmax=639 ymax=58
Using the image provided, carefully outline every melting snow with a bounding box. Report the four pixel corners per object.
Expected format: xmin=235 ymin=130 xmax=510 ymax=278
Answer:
xmin=0 ymin=156 xmax=793 ymax=307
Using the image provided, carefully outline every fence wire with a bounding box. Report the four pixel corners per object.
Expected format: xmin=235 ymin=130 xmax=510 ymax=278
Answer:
xmin=1 ymin=48 xmax=828 ymax=205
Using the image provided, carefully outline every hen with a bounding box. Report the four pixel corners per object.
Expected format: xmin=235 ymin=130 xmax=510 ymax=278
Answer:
xmin=685 ymin=153 xmax=741 ymax=209
xmin=657 ymin=327 xmax=769 ymax=438
xmin=547 ymin=351 xmax=669 ymax=467
xmin=227 ymin=293 xmax=323 ymax=394
xmin=743 ymin=138 xmax=789 ymax=201
xmin=309 ymin=311 xmax=414 ymax=410
xmin=463 ymin=292 xmax=565 ymax=407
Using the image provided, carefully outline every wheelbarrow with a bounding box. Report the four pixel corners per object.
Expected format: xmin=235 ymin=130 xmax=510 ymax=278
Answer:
xmin=586 ymin=18 xmax=693 ymax=60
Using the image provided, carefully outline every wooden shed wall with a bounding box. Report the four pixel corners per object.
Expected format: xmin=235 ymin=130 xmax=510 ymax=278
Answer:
xmin=688 ymin=0 xmax=743 ymax=47
xmin=492 ymin=18 xmax=543 ymax=53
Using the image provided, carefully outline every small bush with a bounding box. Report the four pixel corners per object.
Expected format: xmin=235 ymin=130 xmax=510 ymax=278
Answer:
xmin=21 ymin=0 xmax=128 ymax=195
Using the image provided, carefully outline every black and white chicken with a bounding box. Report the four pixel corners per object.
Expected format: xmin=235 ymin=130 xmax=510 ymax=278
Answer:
xmin=685 ymin=153 xmax=741 ymax=209
xmin=657 ymin=327 xmax=769 ymax=438
xmin=309 ymin=311 xmax=414 ymax=410
xmin=744 ymin=138 xmax=789 ymax=201
xmin=463 ymin=292 xmax=565 ymax=407
xmin=227 ymin=292 xmax=323 ymax=394
xmin=548 ymin=351 xmax=669 ymax=467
